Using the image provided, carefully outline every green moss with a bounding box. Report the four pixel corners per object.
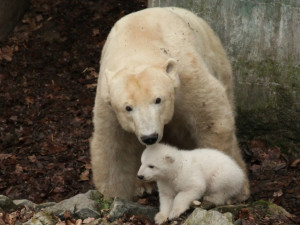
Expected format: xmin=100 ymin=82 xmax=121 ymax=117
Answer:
xmin=252 ymin=200 xmax=271 ymax=208
xmin=95 ymin=194 xmax=113 ymax=210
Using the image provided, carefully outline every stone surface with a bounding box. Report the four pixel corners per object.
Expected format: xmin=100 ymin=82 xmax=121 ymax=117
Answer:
xmin=0 ymin=0 xmax=30 ymax=41
xmin=35 ymin=202 xmax=56 ymax=211
xmin=13 ymin=199 xmax=37 ymax=210
xmin=183 ymin=208 xmax=233 ymax=225
xmin=23 ymin=211 xmax=57 ymax=225
xmin=109 ymin=198 xmax=158 ymax=221
xmin=0 ymin=195 xmax=17 ymax=211
xmin=252 ymin=200 xmax=291 ymax=217
xmin=148 ymin=0 xmax=300 ymax=152
xmin=46 ymin=190 xmax=102 ymax=219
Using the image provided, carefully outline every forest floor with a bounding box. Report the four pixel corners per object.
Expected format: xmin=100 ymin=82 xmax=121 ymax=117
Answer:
xmin=0 ymin=0 xmax=299 ymax=224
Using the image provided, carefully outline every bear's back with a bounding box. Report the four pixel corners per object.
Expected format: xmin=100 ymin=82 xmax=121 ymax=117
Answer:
xmin=182 ymin=148 xmax=241 ymax=178
xmin=100 ymin=7 xmax=233 ymax=105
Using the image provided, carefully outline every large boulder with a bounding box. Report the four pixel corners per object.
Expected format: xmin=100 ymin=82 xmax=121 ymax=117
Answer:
xmin=0 ymin=0 xmax=30 ymax=41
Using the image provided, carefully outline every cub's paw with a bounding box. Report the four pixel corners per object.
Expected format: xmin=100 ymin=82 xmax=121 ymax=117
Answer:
xmin=155 ymin=212 xmax=168 ymax=224
xmin=168 ymin=207 xmax=185 ymax=221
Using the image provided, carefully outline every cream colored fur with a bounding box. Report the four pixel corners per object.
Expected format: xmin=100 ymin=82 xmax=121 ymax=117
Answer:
xmin=91 ymin=7 xmax=250 ymax=200
xmin=138 ymin=144 xmax=245 ymax=224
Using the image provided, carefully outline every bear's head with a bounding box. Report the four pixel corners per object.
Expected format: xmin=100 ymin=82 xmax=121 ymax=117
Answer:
xmin=100 ymin=59 xmax=179 ymax=145
xmin=137 ymin=143 xmax=177 ymax=182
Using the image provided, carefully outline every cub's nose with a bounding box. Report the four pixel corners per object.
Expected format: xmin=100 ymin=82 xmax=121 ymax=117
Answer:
xmin=141 ymin=133 xmax=158 ymax=145
xmin=137 ymin=175 xmax=144 ymax=180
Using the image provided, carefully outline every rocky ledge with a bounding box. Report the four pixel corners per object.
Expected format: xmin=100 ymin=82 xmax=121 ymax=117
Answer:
xmin=0 ymin=190 xmax=295 ymax=225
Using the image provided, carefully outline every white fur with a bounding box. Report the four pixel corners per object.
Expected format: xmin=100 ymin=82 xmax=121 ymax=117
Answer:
xmin=137 ymin=143 xmax=245 ymax=224
xmin=91 ymin=7 xmax=250 ymax=200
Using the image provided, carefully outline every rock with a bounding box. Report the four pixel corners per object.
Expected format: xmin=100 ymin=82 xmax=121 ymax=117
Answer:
xmin=35 ymin=202 xmax=56 ymax=211
xmin=46 ymin=190 xmax=102 ymax=219
xmin=23 ymin=211 xmax=57 ymax=225
xmin=252 ymin=200 xmax=291 ymax=217
xmin=0 ymin=0 xmax=30 ymax=41
xmin=0 ymin=195 xmax=17 ymax=211
xmin=109 ymin=198 xmax=158 ymax=221
xmin=234 ymin=218 xmax=242 ymax=225
xmin=268 ymin=203 xmax=291 ymax=217
xmin=13 ymin=199 xmax=37 ymax=210
xmin=13 ymin=199 xmax=56 ymax=212
xmin=183 ymin=208 xmax=233 ymax=225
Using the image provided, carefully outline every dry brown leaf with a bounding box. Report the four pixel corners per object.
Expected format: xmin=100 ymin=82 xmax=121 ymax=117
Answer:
xmin=86 ymin=83 xmax=97 ymax=89
xmin=28 ymin=155 xmax=37 ymax=163
xmin=0 ymin=154 xmax=13 ymax=161
xmin=82 ymin=217 xmax=95 ymax=224
xmin=291 ymin=159 xmax=300 ymax=167
xmin=75 ymin=219 xmax=82 ymax=225
xmin=84 ymin=163 xmax=92 ymax=170
xmin=56 ymin=222 xmax=66 ymax=225
xmin=25 ymin=96 xmax=35 ymax=104
xmin=79 ymin=169 xmax=90 ymax=181
xmin=0 ymin=46 xmax=14 ymax=61
xmin=273 ymin=189 xmax=283 ymax=197
xmin=92 ymin=29 xmax=100 ymax=36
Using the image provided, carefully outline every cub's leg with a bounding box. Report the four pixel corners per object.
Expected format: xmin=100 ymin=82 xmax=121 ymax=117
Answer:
xmin=168 ymin=189 xmax=203 ymax=220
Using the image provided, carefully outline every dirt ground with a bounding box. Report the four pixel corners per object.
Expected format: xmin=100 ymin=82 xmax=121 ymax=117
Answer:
xmin=0 ymin=0 xmax=299 ymax=224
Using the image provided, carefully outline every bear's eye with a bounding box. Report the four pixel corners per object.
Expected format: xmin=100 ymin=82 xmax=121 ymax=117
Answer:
xmin=148 ymin=165 xmax=155 ymax=169
xmin=155 ymin=98 xmax=161 ymax=104
xmin=125 ymin=106 xmax=133 ymax=112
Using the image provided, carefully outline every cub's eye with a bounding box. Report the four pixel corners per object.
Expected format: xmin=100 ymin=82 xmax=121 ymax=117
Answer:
xmin=155 ymin=98 xmax=161 ymax=104
xmin=148 ymin=165 xmax=155 ymax=169
xmin=125 ymin=106 xmax=132 ymax=112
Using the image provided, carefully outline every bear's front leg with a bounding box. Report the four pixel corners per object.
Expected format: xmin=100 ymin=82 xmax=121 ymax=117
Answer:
xmin=155 ymin=187 xmax=174 ymax=224
xmin=90 ymin=109 xmax=143 ymax=199
xmin=168 ymin=190 xmax=201 ymax=220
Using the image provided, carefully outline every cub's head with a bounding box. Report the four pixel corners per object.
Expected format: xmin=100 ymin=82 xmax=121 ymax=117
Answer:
xmin=137 ymin=144 xmax=177 ymax=182
xmin=100 ymin=59 xmax=179 ymax=145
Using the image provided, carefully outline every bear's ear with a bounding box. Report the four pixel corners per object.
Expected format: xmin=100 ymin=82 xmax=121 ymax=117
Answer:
xmin=165 ymin=58 xmax=180 ymax=88
xmin=164 ymin=155 xmax=175 ymax=164
xmin=99 ymin=69 xmax=111 ymax=103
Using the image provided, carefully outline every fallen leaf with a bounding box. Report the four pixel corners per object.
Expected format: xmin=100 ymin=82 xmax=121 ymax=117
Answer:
xmin=273 ymin=189 xmax=283 ymax=197
xmin=0 ymin=46 xmax=14 ymax=61
xmin=25 ymin=96 xmax=35 ymax=104
xmin=0 ymin=154 xmax=13 ymax=161
xmin=92 ymin=29 xmax=100 ymax=36
xmin=9 ymin=116 xmax=18 ymax=121
xmin=82 ymin=217 xmax=95 ymax=223
xmin=56 ymin=222 xmax=66 ymax=225
xmin=291 ymin=159 xmax=300 ymax=167
xmin=75 ymin=219 xmax=82 ymax=225
xmin=28 ymin=155 xmax=37 ymax=163
xmin=79 ymin=169 xmax=90 ymax=181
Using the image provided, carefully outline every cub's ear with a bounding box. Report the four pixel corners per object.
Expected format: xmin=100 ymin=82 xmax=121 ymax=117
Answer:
xmin=165 ymin=58 xmax=180 ymax=88
xmin=99 ymin=69 xmax=112 ymax=103
xmin=164 ymin=155 xmax=175 ymax=164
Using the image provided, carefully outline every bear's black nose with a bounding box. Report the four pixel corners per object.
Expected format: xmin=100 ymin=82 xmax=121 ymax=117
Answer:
xmin=141 ymin=133 xmax=158 ymax=145
xmin=137 ymin=175 xmax=144 ymax=180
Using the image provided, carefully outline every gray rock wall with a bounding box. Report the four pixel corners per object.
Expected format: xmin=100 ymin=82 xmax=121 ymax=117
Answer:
xmin=149 ymin=0 xmax=300 ymax=153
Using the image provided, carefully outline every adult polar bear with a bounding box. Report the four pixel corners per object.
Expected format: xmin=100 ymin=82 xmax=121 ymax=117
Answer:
xmin=91 ymin=7 xmax=249 ymax=200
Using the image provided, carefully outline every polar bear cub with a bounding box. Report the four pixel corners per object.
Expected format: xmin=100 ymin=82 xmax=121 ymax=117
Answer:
xmin=137 ymin=143 xmax=245 ymax=224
